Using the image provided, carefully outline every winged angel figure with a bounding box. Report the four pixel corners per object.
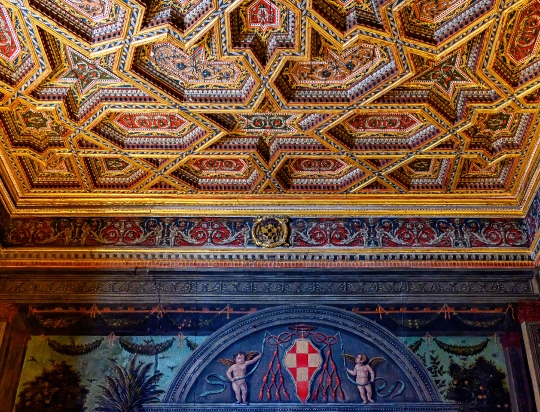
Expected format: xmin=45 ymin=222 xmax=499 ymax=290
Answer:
xmin=342 ymin=353 xmax=385 ymax=403
xmin=218 ymin=351 xmax=262 ymax=405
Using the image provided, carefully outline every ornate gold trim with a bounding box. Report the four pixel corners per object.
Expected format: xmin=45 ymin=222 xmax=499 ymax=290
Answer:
xmin=252 ymin=215 xmax=289 ymax=247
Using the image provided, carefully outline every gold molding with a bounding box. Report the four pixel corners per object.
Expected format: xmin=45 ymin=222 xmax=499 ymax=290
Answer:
xmin=252 ymin=216 xmax=289 ymax=247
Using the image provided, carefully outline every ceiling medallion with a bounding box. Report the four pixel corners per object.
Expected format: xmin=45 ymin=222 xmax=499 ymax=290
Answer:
xmin=252 ymin=216 xmax=289 ymax=248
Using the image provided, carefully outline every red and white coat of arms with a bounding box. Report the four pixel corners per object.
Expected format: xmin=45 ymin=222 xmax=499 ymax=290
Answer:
xmin=283 ymin=338 xmax=322 ymax=402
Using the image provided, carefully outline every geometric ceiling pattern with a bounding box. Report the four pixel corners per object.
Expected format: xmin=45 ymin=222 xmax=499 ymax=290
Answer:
xmin=0 ymin=0 xmax=540 ymax=216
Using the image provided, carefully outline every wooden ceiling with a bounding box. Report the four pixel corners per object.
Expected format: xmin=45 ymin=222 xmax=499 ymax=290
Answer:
xmin=0 ymin=0 xmax=539 ymax=216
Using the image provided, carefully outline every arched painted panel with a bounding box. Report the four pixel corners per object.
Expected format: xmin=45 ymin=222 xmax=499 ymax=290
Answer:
xmin=145 ymin=306 xmax=459 ymax=412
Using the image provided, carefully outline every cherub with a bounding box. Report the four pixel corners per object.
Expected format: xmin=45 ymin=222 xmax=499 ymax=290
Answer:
xmin=219 ymin=351 xmax=262 ymax=405
xmin=343 ymin=353 xmax=385 ymax=404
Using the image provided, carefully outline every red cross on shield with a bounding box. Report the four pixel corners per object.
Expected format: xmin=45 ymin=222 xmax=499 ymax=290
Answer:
xmin=283 ymin=338 xmax=322 ymax=402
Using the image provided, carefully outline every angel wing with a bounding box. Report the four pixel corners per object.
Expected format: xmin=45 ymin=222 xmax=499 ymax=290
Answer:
xmin=342 ymin=353 xmax=356 ymax=364
xmin=246 ymin=351 xmax=260 ymax=360
xmin=368 ymin=356 xmax=385 ymax=368
xmin=218 ymin=358 xmax=235 ymax=367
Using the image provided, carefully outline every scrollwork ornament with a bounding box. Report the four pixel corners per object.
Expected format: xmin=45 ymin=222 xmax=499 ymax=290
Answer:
xmin=252 ymin=216 xmax=289 ymax=248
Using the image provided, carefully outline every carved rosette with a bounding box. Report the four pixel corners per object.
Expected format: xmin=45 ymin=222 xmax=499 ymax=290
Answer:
xmin=252 ymin=216 xmax=289 ymax=247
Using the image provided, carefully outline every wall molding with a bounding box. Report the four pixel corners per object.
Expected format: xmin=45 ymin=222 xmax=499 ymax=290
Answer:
xmin=0 ymin=269 xmax=536 ymax=304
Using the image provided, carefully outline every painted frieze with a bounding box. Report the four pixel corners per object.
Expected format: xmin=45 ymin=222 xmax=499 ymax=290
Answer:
xmin=1 ymin=215 xmax=531 ymax=249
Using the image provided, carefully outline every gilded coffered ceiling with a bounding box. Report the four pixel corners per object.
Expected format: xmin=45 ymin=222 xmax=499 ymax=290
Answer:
xmin=0 ymin=0 xmax=539 ymax=216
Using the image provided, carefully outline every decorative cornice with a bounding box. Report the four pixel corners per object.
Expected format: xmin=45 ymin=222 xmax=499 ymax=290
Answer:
xmin=0 ymin=249 xmax=535 ymax=269
xmin=0 ymin=270 xmax=535 ymax=304
xmin=1 ymin=159 xmax=540 ymax=263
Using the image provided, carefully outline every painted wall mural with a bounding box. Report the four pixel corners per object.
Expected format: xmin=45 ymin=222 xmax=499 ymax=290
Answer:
xmin=404 ymin=335 xmax=512 ymax=412
xmin=11 ymin=305 xmax=526 ymax=412
xmin=14 ymin=306 xmax=517 ymax=412
xmin=15 ymin=334 xmax=205 ymax=412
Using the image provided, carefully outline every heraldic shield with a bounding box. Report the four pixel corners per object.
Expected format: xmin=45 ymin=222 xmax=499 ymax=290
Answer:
xmin=147 ymin=306 xmax=459 ymax=412
xmin=283 ymin=335 xmax=322 ymax=402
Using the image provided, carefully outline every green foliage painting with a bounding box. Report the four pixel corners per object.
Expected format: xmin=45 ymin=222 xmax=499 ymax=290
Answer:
xmin=404 ymin=335 xmax=511 ymax=412
xmin=446 ymin=357 xmax=511 ymax=412
xmin=15 ymin=335 xmax=206 ymax=411
xmin=94 ymin=357 xmax=163 ymax=412
xmin=15 ymin=361 xmax=89 ymax=412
